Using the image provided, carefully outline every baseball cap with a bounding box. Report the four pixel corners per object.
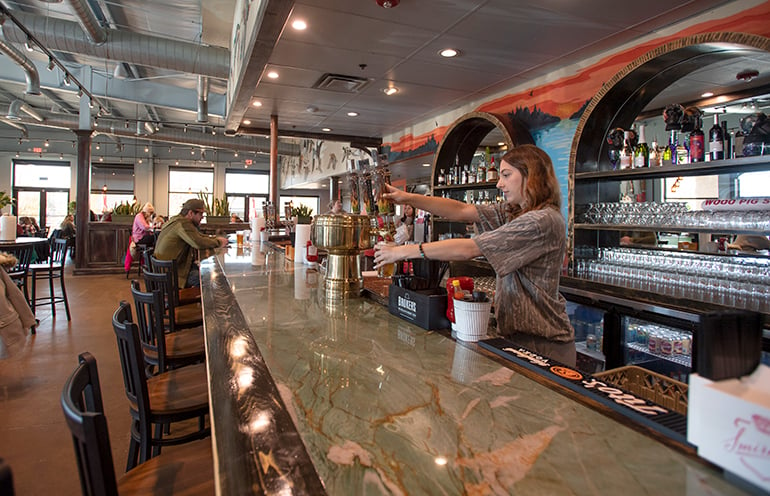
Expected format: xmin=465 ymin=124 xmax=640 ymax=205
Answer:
xmin=182 ymin=198 xmax=206 ymax=212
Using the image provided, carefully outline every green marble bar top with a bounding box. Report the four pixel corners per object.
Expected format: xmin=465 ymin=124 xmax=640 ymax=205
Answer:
xmin=203 ymin=242 xmax=750 ymax=495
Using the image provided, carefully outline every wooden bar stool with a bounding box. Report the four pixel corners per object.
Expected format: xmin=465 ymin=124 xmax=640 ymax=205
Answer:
xmin=30 ymin=238 xmax=71 ymax=320
xmin=112 ymin=302 xmax=209 ymax=470
xmin=129 ymin=280 xmax=205 ymax=374
xmin=61 ymin=352 xmax=213 ymax=496
xmin=143 ymin=270 xmax=203 ymax=332
xmin=149 ymin=255 xmax=201 ymax=306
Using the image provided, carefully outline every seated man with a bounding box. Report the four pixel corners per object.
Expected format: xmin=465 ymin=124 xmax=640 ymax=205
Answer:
xmin=153 ymin=199 xmax=228 ymax=288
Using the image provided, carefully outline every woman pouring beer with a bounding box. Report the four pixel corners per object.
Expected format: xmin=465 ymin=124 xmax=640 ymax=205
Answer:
xmin=375 ymin=145 xmax=575 ymax=365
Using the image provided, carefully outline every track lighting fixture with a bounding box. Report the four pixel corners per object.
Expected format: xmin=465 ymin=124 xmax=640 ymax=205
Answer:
xmin=47 ymin=58 xmax=55 ymax=71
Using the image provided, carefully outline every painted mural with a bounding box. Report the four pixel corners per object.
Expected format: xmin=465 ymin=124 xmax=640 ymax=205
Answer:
xmin=280 ymin=140 xmax=375 ymax=189
xmin=380 ymin=1 xmax=770 ymax=220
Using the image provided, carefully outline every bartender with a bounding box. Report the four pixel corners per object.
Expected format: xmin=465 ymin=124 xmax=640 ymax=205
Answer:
xmin=375 ymin=145 xmax=575 ymax=365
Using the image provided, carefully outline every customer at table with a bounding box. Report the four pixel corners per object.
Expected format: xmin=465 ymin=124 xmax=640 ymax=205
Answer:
xmin=59 ymin=214 xmax=76 ymax=239
xmin=132 ymin=202 xmax=156 ymax=246
xmin=154 ymin=199 xmax=227 ymax=288
xmin=375 ymin=145 xmax=575 ymax=365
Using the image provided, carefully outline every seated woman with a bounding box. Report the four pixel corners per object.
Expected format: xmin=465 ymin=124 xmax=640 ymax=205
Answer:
xmin=132 ymin=203 xmax=156 ymax=246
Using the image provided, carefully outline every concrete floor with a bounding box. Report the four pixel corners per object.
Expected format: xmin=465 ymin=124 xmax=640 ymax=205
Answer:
xmin=0 ymin=266 xmax=136 ymax=495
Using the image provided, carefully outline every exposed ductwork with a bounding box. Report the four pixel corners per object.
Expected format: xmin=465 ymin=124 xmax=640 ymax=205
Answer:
xmin=1 ymin=11 xmax=229 ymax=79
xmin=0 ymin=118 xmax=28 ymax=138
xmin=0 ymin=16 xmax=41 ymax=95
xmin=0 ymin=104 xmax=300 ymax=156
xmin=7 ymin=99 xmax=44 ymax=121
xmin=63 ymin=0 xmax=106 ymax=44
xmin=197 ymin=75 xmax=209 ymax=123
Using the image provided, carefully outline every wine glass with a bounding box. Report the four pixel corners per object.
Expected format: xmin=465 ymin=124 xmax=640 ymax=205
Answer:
xmin=608 ymin=149 xmax=621 ymax=171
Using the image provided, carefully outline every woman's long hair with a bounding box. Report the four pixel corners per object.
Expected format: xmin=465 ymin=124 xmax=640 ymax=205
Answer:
xmin=500 ymin=145 xmax=561 ymax=219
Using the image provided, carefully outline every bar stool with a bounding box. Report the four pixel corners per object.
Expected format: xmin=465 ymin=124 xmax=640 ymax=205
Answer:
xmin=61 ymin=352 xmax=214 ymax=496
xmin=29 ymin=238 xmax=71 ymax=320
xmin=3 ymin=244 xmax=33 ymax=305
xmin=143 ymin=270 xmax=203 ymax=332
xmin=149 ymin=255 xmax=200 ymax=306
xmin=129 ymin=280 xmax=205 ymax=374
xmin=112 ymin=302 xmax=209 ymax=470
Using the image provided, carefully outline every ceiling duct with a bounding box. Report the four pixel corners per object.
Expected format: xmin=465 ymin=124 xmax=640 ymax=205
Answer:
xmin=63 ymin=0 xmax=106 ymax=44
xmin=313 ymin=73 xmax=371 ymax=93
xmin=0 ymin=104 xmax=300 ymax=156
xmin=1 ymin=11 xmax=229 ymax=79
xmin=0 ymin=16 xmax=41 ymax=95
xmin=197 ymin=76 xmax=209 ymax=123
xmin=0 ymin=118 xmax=28 ymax=137
xmin=7 ymin=99 xmax=44 ymax=121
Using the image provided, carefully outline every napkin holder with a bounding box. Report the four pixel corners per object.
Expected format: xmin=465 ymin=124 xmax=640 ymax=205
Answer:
xmin=388 ymin=285 xmax=449 ymax=331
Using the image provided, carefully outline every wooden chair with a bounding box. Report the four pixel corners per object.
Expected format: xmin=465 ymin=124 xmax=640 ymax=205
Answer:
xmin=112 ymin=302 xmax=209 ymax=470
xmin=61 ymin=352 xmax=213 ymax=496
xmin=143 ymin=269 xmax=203 ymax=332
xmin=0 ymin=458 xmax=14 ymax=496
xmin=3 ymin=244 xmax=33 ymax=305
xmin=129 ymin=280 xmax=205 ymax=374
xmin=149 ymin=255 xmax=201 ymax=306
xmin=29 ymin=238 xmax=71 ymax=320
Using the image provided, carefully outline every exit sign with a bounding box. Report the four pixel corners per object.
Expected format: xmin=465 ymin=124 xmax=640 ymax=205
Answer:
xmin=32 ymin=147 xmax=43 ymax=153
xmin=245 ymin=159 xmax=253 ymax=165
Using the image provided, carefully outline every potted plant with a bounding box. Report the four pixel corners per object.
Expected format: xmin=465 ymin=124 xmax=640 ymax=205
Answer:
xmin=197 ymin=191 xmax=230 ymax=224
xmin=0 ymin=191 xmax=16 ymax=241
xmin=112 ymin=200 xmax=142 ymax=223
xmin=291 ymin=204 xmax=314 ymax=224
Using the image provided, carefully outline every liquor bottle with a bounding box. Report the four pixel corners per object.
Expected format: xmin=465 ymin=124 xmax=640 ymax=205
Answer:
xmin=467 ymin=163 xmax=476 ymax=184
xmin=663 ymin=130 xmax=676 ymax=166
xmin=461 ymin=165 xmax=468 ymax=185
xmin=650 ymin=139 xmax=661 ymax=166
xmin=477 ymin=158 xmax=487 ymax=183
xmin=633 ymin=125 xmax=649 ymax=168
xmin=689 ymin=125 xmax=705 ymax=162
xmin=708 ymin=114 xmax=724 ymax=161
xmin=676 ymin=137 xmax=689 ymax=165
xmin=486 ymin=157 xmax=498 ymax=181
xmin=619 ymin=131 xmax=634 ymax=169
xmin=722 ymin=121 xmax=732 ymax=159
xmin=437 ymin=168 xmax=445 ymax=186
xmin=453 ymin=156 xmax=460 ymax=185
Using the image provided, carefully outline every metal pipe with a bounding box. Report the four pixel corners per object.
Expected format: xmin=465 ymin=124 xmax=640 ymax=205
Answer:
xmin=0 ymin=16 xmax=41 ymax=95
xmin=63 ymin=0 xmax=107 ymax=44
xmin=197 ymin=76 xmax=209 ymax=123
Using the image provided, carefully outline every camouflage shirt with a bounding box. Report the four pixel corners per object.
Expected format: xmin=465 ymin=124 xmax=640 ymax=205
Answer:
xmin=473 ymin=204 xmax=574 ymax=343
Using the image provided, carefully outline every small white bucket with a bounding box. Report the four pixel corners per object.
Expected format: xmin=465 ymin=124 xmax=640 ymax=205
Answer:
xmin=453 ymin=298 xmax=492 ymax=342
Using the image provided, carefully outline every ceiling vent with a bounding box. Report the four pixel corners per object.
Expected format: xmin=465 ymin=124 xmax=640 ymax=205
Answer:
xmin=313 ymin=73 xmax=371 ymax=93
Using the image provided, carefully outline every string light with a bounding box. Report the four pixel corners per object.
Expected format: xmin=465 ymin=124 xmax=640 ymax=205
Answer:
xmin=44 ymin=139 xmax=49 ymax=147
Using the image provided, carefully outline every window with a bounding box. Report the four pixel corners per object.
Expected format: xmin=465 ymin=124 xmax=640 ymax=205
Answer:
xmin=281 ymin=195 xmax=320 ymax=218
xmin=14 ymin=161 xmax=71 ymax=188
xmin=90 ymin=164 xmax=135 ymax=214
xmin=13 ymin=160 xmax=71 ymax=231
xmin=225 ymin=169 xmax=268 ymax=220
xmin=168 ymin=168 xmax=214 ymax=216
xmin=737 ymin=171 xmax=770 ymax=197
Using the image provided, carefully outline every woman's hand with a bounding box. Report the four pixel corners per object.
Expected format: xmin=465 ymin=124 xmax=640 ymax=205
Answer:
xmin=381 ymin=184 xmax=411 ymax=205
xmin=374 ymin=242 xmax=406 ymax=268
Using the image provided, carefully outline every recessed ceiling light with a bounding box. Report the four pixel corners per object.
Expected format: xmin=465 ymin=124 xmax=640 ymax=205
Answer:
xmin=701 ymin=92 xmax=714 ymax=98
xmin=267 ymin=71 xmax=279 ymax=79
xmin=347 ymin=111 xmax=359 ymax=117
xmin=322 ymin=127 xmax=332 ymax=132
xmin=306 ymin=105 xmax=318 ymax=113
xmin=497 ymin=142 xmax=505 ymax=146
xmin=291 ymin=19 xmax=307 ymax=30
xmin=422 ymin=163 xmax=431 ymax=167
xmin=383 ymin=87 xmax=398 ymax=96
xmin=243 ymin=119 xmax=251 ymax=125
xmin=439 ymin=48 xmax=459 ymax=58
xmin=252 ymin=100 xmax=262 ymax=107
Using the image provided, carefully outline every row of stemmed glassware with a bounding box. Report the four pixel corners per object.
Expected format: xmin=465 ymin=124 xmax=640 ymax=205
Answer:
xmin=572 ymin=246 xmax=770 ymax=313
xmin=577 ymin=201 xmax=770 ymax=231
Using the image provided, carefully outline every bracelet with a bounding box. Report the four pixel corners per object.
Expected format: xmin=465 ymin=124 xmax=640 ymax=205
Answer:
xmin=418 ymin=242 xmax=428 ymax=259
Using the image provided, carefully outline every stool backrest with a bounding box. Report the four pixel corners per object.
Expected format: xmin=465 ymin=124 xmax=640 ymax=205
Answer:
xmin=142 ymin=269 xmax=180 ymax=333
xmin=129 ymin=280 xmax=169 ymax=373
xmin=111 ymin=301 xmax=152 ymax=450
xmin=148 ymin=255 xmax=181 ymax=306
xmin=61 ymin=352 xmax=119 ymax=496
xmin=49 ymin=238 xmax=69 ymax=267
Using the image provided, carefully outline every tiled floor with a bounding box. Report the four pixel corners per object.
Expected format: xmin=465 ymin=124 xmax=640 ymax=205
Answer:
xmin=0 ymin=265 xmax=136 ymax=495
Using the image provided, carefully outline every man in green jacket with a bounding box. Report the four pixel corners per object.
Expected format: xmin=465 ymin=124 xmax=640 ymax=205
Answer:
xmin=154 ymin=199 xmax=228 ymax=288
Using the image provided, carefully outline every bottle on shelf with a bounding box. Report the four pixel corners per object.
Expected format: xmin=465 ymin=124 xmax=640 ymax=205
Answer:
xmin=453 ymin=156 xmax=461 ymax=185
xmin=461 ymin=165 xmax=468 ymax=185
xmin=650 ymin=138 xmax=661 ymax=166
xmin=619 ymin=131 xmax=634 ymax=169
xmin=487 ymin=157 xmax=498 ymax=181
xmin=662 ymin=132 xmax=674 ymax=166
xmin=438 ymin=168 xmax=446 ymax=186
xmin=721 ymin=120 xmax=732 ymax=159
xmin=477 ymin=157 xmax=487 ymax=183
xmin=633 ymin=125 xmax=650 ymax=168
xmin=708 ymin=113 xmax=724 ymax=161
xmin=467 ymin=163 xmax=476 ymax=184
xmin=689 ymin=124 xmax=705 ymax=163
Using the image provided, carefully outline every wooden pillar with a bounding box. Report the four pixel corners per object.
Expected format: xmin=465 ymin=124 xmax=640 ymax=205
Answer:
xmin=74 ymin=129 xmax=92 ymax=269
xmin=269 ymin=114 xmax=279 ymax=225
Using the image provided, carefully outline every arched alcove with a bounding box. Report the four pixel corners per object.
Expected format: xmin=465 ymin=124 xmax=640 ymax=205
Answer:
xmin=432 ymin=111 xmax=533 ymax=174
xmin=568 ymin=32 xmax=770 ymax=255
